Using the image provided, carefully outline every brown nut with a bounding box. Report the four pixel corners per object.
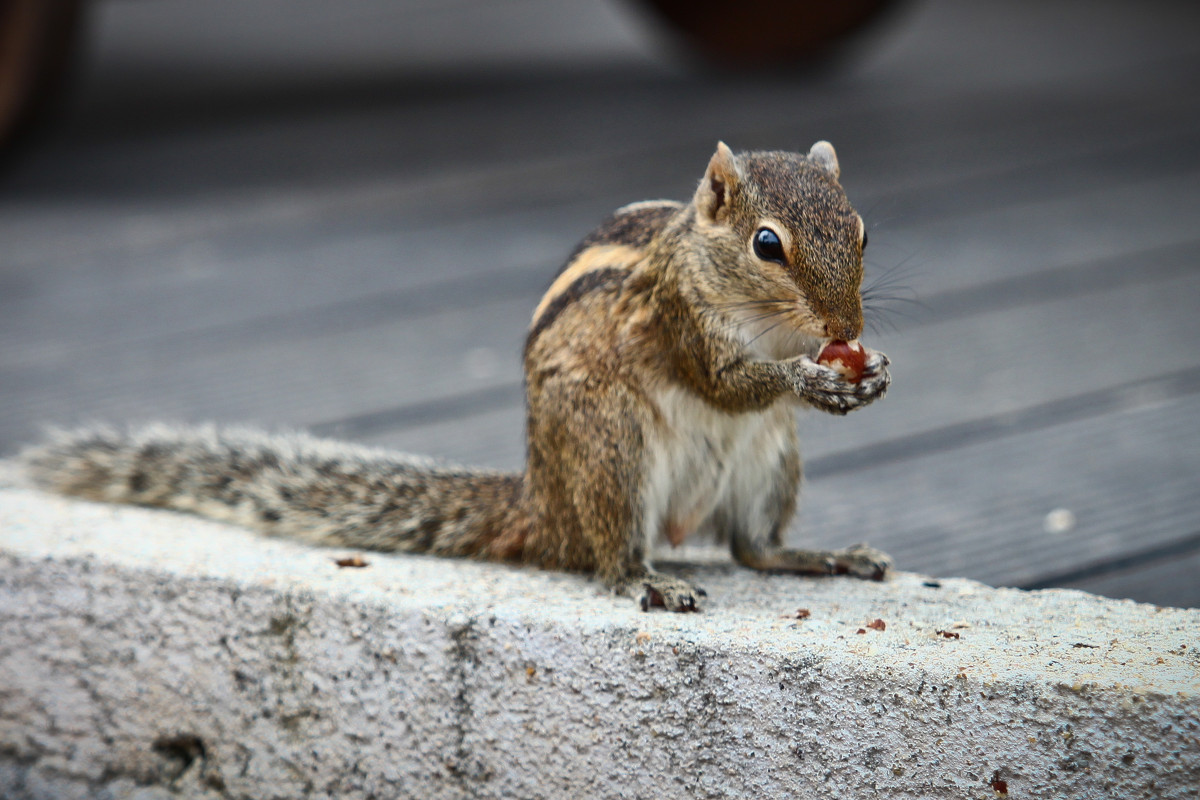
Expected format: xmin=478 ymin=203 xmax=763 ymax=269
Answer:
xmin=817 ymin=339 xmax=867 ymax=383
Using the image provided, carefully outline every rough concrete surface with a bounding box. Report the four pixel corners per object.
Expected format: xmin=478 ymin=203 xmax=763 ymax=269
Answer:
xmin=1 ymin=470 xmax=1198 ymax=799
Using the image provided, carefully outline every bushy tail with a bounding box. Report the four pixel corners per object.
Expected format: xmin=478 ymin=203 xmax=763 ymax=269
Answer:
xmin=21 ymin=424 xmax=525 ymax=559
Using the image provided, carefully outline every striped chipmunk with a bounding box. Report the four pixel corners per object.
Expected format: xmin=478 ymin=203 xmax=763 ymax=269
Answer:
xmin=23 ymin=141 xmax=893 ymax=612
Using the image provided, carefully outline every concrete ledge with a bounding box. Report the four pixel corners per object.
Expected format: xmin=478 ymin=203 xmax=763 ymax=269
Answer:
xmin=1 ymin=474 xmax=1198 ymax=799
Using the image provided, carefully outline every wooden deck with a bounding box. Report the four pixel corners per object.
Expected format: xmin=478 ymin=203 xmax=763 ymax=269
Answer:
xmin=2 ymin=0 xmax=1198 ymax=606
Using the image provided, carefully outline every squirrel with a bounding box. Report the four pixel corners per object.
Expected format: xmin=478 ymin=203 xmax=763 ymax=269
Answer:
xmin=21 ymin=141 xmax=892 ymax=612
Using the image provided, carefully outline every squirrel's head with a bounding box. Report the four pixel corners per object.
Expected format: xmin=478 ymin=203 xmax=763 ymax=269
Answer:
xmin=691 ymin=141 xmax=866 ymax=354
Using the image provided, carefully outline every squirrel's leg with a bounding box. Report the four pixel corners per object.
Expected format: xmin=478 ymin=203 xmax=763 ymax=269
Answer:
xmin=538 ymin=380 xmax=705 ymax=612
xmin=735 ymin=541 xmax=892 ymax=581
xmin=727 ymin=435 xmax=891 ymax=581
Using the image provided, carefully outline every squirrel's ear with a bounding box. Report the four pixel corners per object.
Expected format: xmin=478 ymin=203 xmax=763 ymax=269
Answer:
xmin=808 ymin=140 xmax=840 ymax=179
xmin=695 ymin=141 xmax=740 ymax=224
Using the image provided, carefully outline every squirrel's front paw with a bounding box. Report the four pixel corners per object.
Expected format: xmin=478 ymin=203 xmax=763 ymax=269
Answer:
xmin=790 ymin=352 xmax=890 ymax=415
xmin=627 ymin=573 xmax=705 ymax=613
xmin=856 ymin=349 xmax=891 ymax=402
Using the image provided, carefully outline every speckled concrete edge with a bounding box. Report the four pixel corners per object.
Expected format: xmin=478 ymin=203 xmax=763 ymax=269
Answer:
xmin=1 ymin=475 xmax=1198 ymax=800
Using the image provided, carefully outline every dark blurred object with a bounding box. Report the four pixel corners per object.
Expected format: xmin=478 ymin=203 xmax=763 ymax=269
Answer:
xmin=636 ymin=0 xmax=900 ymax=67
xmin=0 ymin=0 xmax=84 ymax=152
xmin=0 ymin=0 xmax=901 ymax=155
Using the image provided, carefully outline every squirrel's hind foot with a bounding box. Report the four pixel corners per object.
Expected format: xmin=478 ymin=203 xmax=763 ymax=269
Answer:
xmin=624 ymin=572 xmax=706 ymax=613
xmin=831 ymin=543 xmax=892 ymax=581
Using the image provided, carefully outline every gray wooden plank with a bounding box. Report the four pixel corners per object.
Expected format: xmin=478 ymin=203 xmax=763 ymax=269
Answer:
xmin=7 ymin=38 xmax=1199 ymax=370
xmin=867 ymin=171 xmax=1200 ymax=311
xmin=76 ymin=0 xmax=1200 ymax=110
xmin=0 ymin=293 xmax=533 ymax=450
xmin=5 ymin=31 xmax=1198 ymax=273
xmin=4 ymin=250 xmax=1199 ymax=464
xmin=851 ymin=0 xmax=1200 ymax=96
xmin=1057 ymin=548 xmax=1200 ymax=609
xmin=8 ymin=72 xmax=1198 ymax=273
xmin=367 ymin=404 xmax=528 ymax=474
xmin=3 ymin=157 xmax=1197 ymax=380
xmin=794 ymin=391 xmax=1200 ymax=593
xmin=795 ymin=267 xmax=1200 ymax=462
xmin=78 ymin=0 xmax=655 ymax=83
xmin=0 ymin=210 xmax=574 ymax=367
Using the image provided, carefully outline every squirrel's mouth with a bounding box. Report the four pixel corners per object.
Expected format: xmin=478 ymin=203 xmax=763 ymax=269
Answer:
xmin=728 ymin=301 xmax=829 ymax=361
xmin=797 ymin=333 xmax=828 ymax=360
xmin=786 ymin=317 xmax=831 ymax=360
xmin=767 ymin=325 xmax=826 ymax=361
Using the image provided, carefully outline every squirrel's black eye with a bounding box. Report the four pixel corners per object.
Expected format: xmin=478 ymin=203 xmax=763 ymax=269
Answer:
xmin=753 ymin=227 xmax=786 ymax=264
xmin=862 ymin=230 xmax=869 ymax=249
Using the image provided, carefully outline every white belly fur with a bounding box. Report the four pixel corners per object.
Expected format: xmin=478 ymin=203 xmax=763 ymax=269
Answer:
xmin=643 ymin=385 xmax=795 ymax=548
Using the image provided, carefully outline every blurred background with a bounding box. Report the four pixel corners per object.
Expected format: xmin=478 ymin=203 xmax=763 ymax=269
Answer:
xmin=1 ymin=0 xmax=1198 ymax=606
